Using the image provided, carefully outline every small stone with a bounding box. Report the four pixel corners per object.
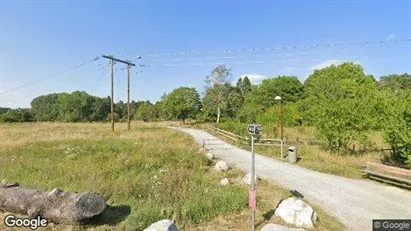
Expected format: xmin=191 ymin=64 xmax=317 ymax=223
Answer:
xmin=219 ymin=178 xmax=230 ymax=186
xmin=143 ymin=219 xmax=178 ymax=231
xmin=215 ymin=161 xmax=229 ymax=171
xmin=206 ymin=153 xmax=215 ymax=160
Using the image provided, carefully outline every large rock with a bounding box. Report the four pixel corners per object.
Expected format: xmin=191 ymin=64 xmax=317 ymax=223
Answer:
xmin=215 ymin=161 xmax=229 ymax=171
xmin=242 ymin=172 xmax=260 ymax=185
xmin=206 ymin=152 xmax=215 ymax=160
xmin=219 ymin=178 xmax=230 ymax=186
xmin=274 ymin=197 xmax=317 ymax=229
xmin=261 ymin=224 xmax=305 ymax=231
xmin=143 ymin=219 xmax=178 ymax=231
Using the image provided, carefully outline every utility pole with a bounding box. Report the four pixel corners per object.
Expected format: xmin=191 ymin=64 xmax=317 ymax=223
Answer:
xmin=110 ymin=59 xmax=114 ymax=131
xmin=127 ymin=64 xmax=131 ymax=130
xmin=102 ymin=55 xmax=137 ymax=131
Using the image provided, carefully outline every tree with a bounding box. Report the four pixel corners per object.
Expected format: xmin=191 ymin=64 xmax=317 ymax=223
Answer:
xmin=0 ymin=107 xmax=11 ymax=114
xmin=236 ymin=76 xmax=252 ymax=98
xmin=378 ymin=73 xmax=411 ymax=90
xmin=162 ymin=87 xmax=201 ymax=123
xmin=304 ymin=63 xmax=378 ymax=152
xmin=204 ymin=65 xmax=233 ymax=123
xmin=55 ymin=91 xmax=94 ymax=122
xmin=382 ymin=90 xmax=411 ymax=168
xmin=31 ymin=94 xmax=59 ymax=121
xmin=245 ymin=76 xmax=305 ymax=110
xmin=0 ymin=108 xmax=34 ymax=123
xmin=90 ymin=96 xmax=111 ymax=122
xmin=135 ymin=102 xmax=155 ymax=122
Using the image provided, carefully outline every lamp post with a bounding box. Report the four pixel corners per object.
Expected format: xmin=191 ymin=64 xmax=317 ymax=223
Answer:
xmin=275 ymin=96 xmax=284 ymax=158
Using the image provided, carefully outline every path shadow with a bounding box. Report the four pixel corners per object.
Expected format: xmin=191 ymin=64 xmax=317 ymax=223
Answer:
xmin=87 ymin=204 xmax=131 ymax=226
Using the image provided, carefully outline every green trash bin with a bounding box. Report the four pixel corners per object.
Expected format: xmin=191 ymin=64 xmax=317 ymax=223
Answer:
xmin=288 ymin=146 xmax=297 ymax=163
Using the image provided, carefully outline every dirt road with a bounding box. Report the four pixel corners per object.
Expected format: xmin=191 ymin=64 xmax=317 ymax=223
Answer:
xmin=174 ymin=127 xmax=411 ymax=231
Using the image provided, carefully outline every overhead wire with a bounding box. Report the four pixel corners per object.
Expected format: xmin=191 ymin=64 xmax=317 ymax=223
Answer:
xmin=125 ymin=38 xmax=411 ymax=59
xmin=0 ymin=56 xmax=100 ymax=95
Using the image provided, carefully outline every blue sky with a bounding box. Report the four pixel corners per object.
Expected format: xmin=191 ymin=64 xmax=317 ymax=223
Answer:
xmin=1 ymin=0 xmax=410 ymax=108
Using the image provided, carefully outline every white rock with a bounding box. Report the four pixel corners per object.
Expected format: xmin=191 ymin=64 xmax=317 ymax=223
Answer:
xmin=261 ymin=223 xmax=305 ymax=231
xmin=143 ymin=219 xmax=178 ymax=231
xmin=242 ymin=172 xmax=259 ymax=185
xmin=220 ymin=178 xmax=230 ymax=185
xmin=206 ymin=152 xmax=215 ymax=160
xmin=215 ymin=161 xmax=229 ymax=171
xmin=274 ymin=197 xmax=316 ymax=229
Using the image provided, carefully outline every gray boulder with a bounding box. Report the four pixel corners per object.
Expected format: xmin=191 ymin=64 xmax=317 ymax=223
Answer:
xmin=261 ymin=224 xmax=305 ymax=231
xmin=143 ymin=219 xmax=178 ymax=231
xmin=215 ymin=160 xmax=229 ymax=171
xmin=274 ymin=197 xmax=317 ymax=229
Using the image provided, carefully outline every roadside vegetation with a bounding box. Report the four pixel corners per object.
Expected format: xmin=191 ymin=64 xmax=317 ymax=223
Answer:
xmin=0 ymin=123 xmax=344 ymax=230
xmin=206 ymin=123 xmax=387 ymax=179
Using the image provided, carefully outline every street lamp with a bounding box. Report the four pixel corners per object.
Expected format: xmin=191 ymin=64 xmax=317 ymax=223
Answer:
xmin=275 ymin=96 xmax=284 ymax=158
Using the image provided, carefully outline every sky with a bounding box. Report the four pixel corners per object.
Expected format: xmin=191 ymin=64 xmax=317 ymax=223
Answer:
xmin=1 ymin=0 xmax=410 ymax=108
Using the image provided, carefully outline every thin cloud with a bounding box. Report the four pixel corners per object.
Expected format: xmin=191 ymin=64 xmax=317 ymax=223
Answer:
xmin=385 ymin=33 xmax=396 ymax=42
xmin=311 ymin=60 xmax=345 ymax=70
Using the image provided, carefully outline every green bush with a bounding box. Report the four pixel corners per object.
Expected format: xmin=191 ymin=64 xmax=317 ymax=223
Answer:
xmin=382 ymin=91 xmax=411 ymax=168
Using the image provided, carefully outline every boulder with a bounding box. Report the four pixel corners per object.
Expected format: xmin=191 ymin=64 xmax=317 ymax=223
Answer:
xmin=261 ymin=224 xmax=305 ymax=231
xmin=206 ymin=153 xmax=215 ymax=160
xmin=143 ymin=219 xmax=178 ymax=231
xmin=274 ymin=197 xmax=316 ymax=229
xmin=242 ymin=172 xmax=259 ymax=185
xmin=215 ymin=161 xmax=229 ymax=171
xmin=219 ymin=178 xmax=230 ymax=186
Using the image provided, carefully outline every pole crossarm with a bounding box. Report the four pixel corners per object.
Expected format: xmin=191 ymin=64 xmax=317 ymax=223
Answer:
xmin=102 ymin=55 xmax=137 ymax=66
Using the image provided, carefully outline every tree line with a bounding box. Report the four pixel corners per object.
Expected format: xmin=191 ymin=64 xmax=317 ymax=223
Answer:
xmin=1 ymin=63 xmax=410 ymax=167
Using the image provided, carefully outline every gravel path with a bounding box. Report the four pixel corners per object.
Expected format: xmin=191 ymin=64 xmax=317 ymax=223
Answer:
xmin=174 ymin=127 xmax=411 ymax=231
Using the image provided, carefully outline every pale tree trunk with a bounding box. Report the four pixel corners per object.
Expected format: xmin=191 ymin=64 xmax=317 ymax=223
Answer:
xmin=0 ymin=182 xmax=106 ymax=224
xmin=216 ymin=107 xmax=221 ymax=124
xmin=216 ymin=91 xmax=221 ymax=124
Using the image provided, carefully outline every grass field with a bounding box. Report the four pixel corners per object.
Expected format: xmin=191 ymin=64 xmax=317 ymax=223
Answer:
xmin=0 ymin=122 xmax=345 ymax=230
xmin=205 ymin=124 xmax=388 ymax=179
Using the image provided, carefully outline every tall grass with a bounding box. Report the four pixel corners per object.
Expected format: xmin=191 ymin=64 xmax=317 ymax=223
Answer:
xmin=0 ymin=123 xmax=247 ymax=230
xmin=0 ymin=123 xmax=345 ymax=231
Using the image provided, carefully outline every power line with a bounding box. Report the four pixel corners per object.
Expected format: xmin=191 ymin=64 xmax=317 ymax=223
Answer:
xmin=141 ymin=52 xmax=410 ymax=68
xmin=0 ymin=57 xmax=100 ymax=95
xmin=141 ymin=47 xmax=375 ymax=63
xmin=126 ymin=38 xmax=411 ymax=59
xmin=89 ymin=65 xmax=108 ymax=93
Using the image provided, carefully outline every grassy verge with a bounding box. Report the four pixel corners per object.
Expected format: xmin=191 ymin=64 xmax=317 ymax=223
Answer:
xmin=0 ymin=122 xmax=345 ymax=230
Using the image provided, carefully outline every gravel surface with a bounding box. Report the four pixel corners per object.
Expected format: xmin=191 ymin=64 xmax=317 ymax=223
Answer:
xmin=174 ymin=127 xmax=411 ymax=231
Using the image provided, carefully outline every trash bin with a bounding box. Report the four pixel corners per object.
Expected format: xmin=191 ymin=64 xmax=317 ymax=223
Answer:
xmin=288 ymin=146 xmax=297 ymax=163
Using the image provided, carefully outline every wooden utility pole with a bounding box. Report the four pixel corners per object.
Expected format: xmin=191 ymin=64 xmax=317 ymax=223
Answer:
xmin=127 ymin=64 xmax=131 ymax=130
xmin=102 ymin=55 xmax=137 ymax=132
xmin=110 ymin=59 xmax=114 ymax=131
